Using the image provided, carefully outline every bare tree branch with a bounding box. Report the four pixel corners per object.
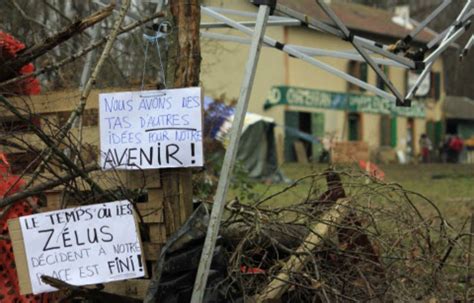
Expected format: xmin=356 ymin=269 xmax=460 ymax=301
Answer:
xmin=0 ymin=3 xmax=115 ymax=82
xmin=0 ymin=11 xmax=163 ymax=90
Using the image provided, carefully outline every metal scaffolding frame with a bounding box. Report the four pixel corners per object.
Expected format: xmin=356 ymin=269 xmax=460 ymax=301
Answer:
xmin=200 ymin=0 xmax=473 ymax=106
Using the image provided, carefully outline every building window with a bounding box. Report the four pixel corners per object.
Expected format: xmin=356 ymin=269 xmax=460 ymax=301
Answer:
xmin=348 ymin=113 xmax=361 ymax=141
xmin=406 ymin=70 xmax=440 ymax=99
xmin=380 ymin=115 xmax=397 ymax=147
xmin=376 ymin=65 xmax=389 ymax=90
xmin=429 ymin=72 xmax=441 ymax=100
xmin=347 ymin=61 xmax=368 ymax=92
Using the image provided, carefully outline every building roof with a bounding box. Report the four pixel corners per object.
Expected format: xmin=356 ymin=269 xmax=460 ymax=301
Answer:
xmin=278 ymin=0 xmax=436 ymax=43
xmin=444 ymin=96 xmax=474 ymax=120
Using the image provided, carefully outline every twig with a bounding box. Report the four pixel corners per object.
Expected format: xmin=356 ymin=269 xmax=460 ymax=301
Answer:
xmin=0 ymin=164 xmax=99 ymax=208
xmin=0 ymin=95 xmax=107 ymax=199
xmin=9 ymin=0 xmax=49 ymax=29
xmin=465 ymin=214 xmax=473 ymax=301
xmin=0 ymin=11 xmax=164 ymax=90
xmin=0 ymin=4 xmax=115 ymax=81
xmin=256 ymin=198 xmax=351 ymax=302
xmin=41 ymin=275 xmax=141 ymax=303
xmin=15 ymin=0 xmax=131 ymax=197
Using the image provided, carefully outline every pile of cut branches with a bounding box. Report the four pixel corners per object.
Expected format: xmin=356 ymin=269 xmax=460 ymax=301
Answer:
xmin=218 ymin=168 xmax=472 ymax=302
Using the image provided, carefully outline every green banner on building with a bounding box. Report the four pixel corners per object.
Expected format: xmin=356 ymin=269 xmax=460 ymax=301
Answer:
xmin=264 ymin=86 xmax=425 ymax=118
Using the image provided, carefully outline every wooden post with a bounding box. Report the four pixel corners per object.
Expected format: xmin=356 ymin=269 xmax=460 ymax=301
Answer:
xmin=256 ymin=199 xmax=350 ymax=302
xmin=156 ymin=0 xmax=200 ymax=237
xmin=143 ymin=1 xmax=200 ymax=302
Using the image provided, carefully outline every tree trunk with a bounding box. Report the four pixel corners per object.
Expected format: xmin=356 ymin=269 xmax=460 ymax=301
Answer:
xmin=144 ymin=3 xmax=201 ymax=301
xmin=165 ymin=1 xmax=201 ymax=88
xmin=159 ymin=0 xmax=201 ymax=235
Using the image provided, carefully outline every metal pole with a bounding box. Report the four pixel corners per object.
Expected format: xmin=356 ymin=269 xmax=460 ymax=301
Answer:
xmin=191 ymin=4 xmax=270 ymax=303
xmin=426 ymin=9 xmax=473 ymax=50
xmin=200 ymin=31 xmax=406 ymax=67
xmin=424 ymin=21 xmax=470 ymax=64
xmin=407 ymin=0 xmax=452 ymax=41
xmin=460 ymin=35 xmax=474 ymax=60
xmin=201 ymin=18 xmax=300 ymax=29
xmin=202 ymin=6 xmax=396 ymax=102
xmin=276 ymin=2 xmax=416 ymax=69
xmin=315 ymin=0 xmax=405 ymax=103
xmin=275 ymin=3 xmax=344 ymax=37
xmin=406 ymin=0 xmax=473 ymax=100
xmin=354 ymin=37 xmax=416 ymax=69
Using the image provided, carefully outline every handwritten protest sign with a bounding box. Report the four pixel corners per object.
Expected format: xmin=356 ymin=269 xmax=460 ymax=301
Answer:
xmin=99 ymin=87 xmax=203 ymax=170
xmin=11 ymin=200 xmax=144 ymax=294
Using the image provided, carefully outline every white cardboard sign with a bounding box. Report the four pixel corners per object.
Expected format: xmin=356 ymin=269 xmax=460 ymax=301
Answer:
xmin=99 ymin=87 xmax=203 ymax=170
xmin=19 ymin=201 xmax=145 ymax=294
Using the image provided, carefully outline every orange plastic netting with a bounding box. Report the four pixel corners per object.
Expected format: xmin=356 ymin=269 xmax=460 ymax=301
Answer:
xmin=0 ymin=154 xmax=48 ymax=302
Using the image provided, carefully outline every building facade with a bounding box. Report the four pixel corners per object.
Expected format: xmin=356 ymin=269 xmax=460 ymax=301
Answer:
xmin=200 ymin=0 xmax=445 ymax=162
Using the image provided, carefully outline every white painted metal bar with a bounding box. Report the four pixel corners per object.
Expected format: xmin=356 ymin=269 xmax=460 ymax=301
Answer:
xmin=315 ymin=0 xmax=405 ymax=103
xmin=206 ymin=6 xmax=290 ymax=20
xmin=426 ymin=8 xmax=474 ymax=50
xmin=460 ymin=35 xmax=474 ymax=59
xmin=200 ymin=31 xmax=406 ymax=67
xmin=407 ymin=0 xmax=452 ymax=42
xmin=275 ymin=2 xmax=416 ymax=69
xmin=354 ymin=37 xmax=416 ymax=69
xmin=201 ymin=18 xmax=301 ymax=29
xmin=191 ymin=4 xmax=271 ymax=303
xmin=424 ymin=20 xmax=470 ymax=64
xmin=353 ymin=39 xmax=405 ymax=103
xmin=275 ymin=4 xmax=345 ymax=38
xmin=316 ymin=0 xmax=351 ymax=37
xmin=202 ymin=6 xmax=396 ymax=102
xmin=406 ymin=0 xmax=473 ymax=100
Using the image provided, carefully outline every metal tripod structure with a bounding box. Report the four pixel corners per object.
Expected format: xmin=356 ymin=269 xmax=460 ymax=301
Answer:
xmin=192 ymin=0 xmax=473 ymax=302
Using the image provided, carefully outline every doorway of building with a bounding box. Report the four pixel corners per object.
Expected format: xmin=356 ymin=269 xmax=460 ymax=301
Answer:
xmin=284 ymin=111 xmax=325 ymax=162
xmin=348 ymin=113 xmax=361 ymax=141
xmin=299 ymin=112 xmax=312 ymax=159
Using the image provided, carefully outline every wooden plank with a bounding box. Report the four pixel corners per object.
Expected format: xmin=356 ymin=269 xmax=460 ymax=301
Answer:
xmin=137 ymin=205 xmax=163 ymax=224
xmin=256 ymin=199 xmax=351 ymax=302
xmin=143 ymin=242 xmax=161 ymax=261
xmin=146 ymin=188 xmax=164 ymax=208
xmin=60 ymin=170 xmax=161 ymax=191
xmin=148 ymin=224 xmax=167 ymax=244
xmin=45 ymin=190 xmax=63 ymax=210
xmin=276 ymin=133 xmax=284 ymax=165
xmin=294 ymin=141 xmax=309 ymax=164
xmin=126 ymin=170 xmax=161 ymax=189
xmin=7 ymin=218 xmax=33 ymax=295
xmin=102 ymin=279 xmax=150 ymax=300
xmin=178 ymin=169 xmax=193 ymax=225
xmin=331 ymin=141 xmax=369 ymax=163
xmin=161 ymin=170 xmax=178 ymax=235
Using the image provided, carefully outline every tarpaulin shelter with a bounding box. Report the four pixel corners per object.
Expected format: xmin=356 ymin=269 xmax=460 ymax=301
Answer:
xmin=204 ymin=97 xmax=287 ymax=181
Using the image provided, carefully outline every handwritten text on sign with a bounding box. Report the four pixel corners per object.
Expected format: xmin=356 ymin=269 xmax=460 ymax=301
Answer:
xmin=99 ymin=87 xmax=203 ymax=170
xmin=19 ymin=201 xmax=144 ymax=294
